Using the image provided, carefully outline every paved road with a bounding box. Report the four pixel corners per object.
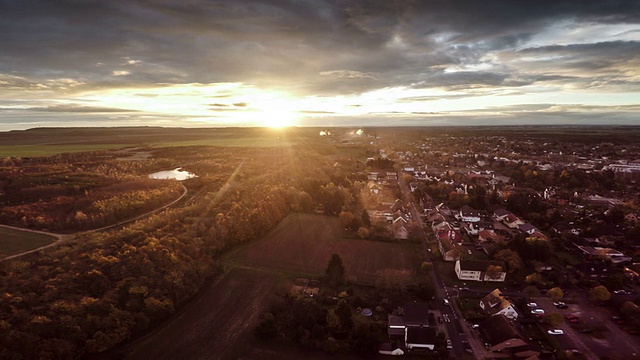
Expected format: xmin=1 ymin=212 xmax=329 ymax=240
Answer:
xmin=397 ymin=170 xmax=483 ymax=358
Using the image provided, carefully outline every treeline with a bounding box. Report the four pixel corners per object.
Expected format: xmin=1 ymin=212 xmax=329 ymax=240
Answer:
xmin=0 ymin=145 xmax=335 ymax=359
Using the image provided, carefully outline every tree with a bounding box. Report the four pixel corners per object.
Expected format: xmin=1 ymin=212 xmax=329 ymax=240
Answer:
xmin=589 ymin=285 xmax=611 ymax=302
xmin=325 ymin=254 xmax=345 ymax=287
xmin=543 ymin=312 xmax=564 ymax=327
xmin=547 ymin=287 xmax=564 ymax=301
xmin=356 ymin=226 xmax=370 ymax=239
xmin=485 ymin=265 xmax=504 ymax=280
xmin=525 ymin=272 xmax=544 ymax=285
xmin=493 ymin=249 xmax=523 ymax=273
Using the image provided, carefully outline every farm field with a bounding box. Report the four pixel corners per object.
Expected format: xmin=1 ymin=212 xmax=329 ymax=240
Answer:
xmin=225 ymin=212 xmax=422 ymax=285
xmin=0 ymin=226 xmax=58 ymax=258
xmin=114 ymin=268 xmax=281 ymax=360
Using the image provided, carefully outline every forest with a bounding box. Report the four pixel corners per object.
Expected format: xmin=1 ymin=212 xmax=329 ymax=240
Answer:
xmin=0 ymin=130 xmax=372 ymax=359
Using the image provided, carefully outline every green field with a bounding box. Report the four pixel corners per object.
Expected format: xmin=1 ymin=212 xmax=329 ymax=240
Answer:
xmin=151 ymin=137 xmax=296 ymax=148
xmin=0 ymin=227 xmax=57 ymax=258
xmin=0 ymin=144 xmax=130 ymax=158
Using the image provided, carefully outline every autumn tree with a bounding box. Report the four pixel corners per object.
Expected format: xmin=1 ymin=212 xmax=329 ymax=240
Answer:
xmin=485 ymin=265 xmax=504 ymax=280
xmin=493 ymin=249 xmax=523 ymax=273
xmin=589 ymin=285 xmax=611 ymax=302
xmin=547 ymin=287 xmax=564 ymax=301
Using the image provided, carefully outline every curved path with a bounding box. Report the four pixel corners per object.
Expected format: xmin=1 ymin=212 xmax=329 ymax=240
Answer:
xmin=0 ymin=182 xmax=188 ymax=262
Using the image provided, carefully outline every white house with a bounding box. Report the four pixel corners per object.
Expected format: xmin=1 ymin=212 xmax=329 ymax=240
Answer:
xmin=459 ymin=205 xmax=481 ymax=222
xmin=455 ymin=259 xmax=506 ymax=282
xmin=479 ymin=289 xmax=519 ymax=320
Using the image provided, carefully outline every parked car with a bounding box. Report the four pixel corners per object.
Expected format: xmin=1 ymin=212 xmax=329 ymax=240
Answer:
xmin=446 ymin=340 xmax=453 ymax=349
xmin=548 ymin=329 xmax=564 ymax=335
xmin=565 ymin=314 xmax=579 ymax=323
xmin=527 ymin=302 xmax=538 ymax=308
xmin=554 ymin=302 xmax=568 ymax=309
xmin=471 ymin=324 xmax=480 ymax=329
xmin=443 ymin=299 xmax=450 ymax=306
xmin=531 ymin=309 xmax=545 ymax=315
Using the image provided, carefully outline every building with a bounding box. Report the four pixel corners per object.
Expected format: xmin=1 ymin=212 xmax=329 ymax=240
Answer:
xmin=479 ymin=315 xmax=539 ymax=358
xmin=479 ymin=289 xmax=519 ymax=319
xmin=455 ymin=259 xmax=506 ymax=282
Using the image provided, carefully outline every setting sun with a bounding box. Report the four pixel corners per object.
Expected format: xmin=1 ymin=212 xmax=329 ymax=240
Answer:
xmin=260 ymin=108 xmax=297 ymax=128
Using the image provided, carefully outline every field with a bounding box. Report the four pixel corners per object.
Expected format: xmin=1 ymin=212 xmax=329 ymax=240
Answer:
xmin=0 ymin=127 xmax=312 ymax=157
xmin=225 ymin=212 xmax=422 ymax=285
xmin=114 ymin=268 xmax=281 ymax=360
xmin=0 ymin=226 xmax=57 ymax=258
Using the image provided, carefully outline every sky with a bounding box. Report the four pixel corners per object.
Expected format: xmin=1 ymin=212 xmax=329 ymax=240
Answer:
xmin=0 ymin=0 xmax=638 ymax=130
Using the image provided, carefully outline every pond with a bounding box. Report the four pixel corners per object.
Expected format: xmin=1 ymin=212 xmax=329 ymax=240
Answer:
xmin=148 ymin=168 xmax=197 ymax=181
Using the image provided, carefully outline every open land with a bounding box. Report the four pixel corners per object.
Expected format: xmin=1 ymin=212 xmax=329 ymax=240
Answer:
xmin=0 ymin=226 xmax=57 ymax=257
xmin=225 ymin=212 xmax=422 ymax=285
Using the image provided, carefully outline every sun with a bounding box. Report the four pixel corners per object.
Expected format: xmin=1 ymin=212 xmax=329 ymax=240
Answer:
xmin=258 ymin=107 xmax=298 ymax=128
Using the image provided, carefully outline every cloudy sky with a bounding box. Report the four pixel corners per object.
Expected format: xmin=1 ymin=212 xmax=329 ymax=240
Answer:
xmin=0 ymin=0 xmax=638 ymax=130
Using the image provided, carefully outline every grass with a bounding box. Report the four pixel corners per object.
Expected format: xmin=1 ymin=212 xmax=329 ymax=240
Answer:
xmin=151 ymin=137 xmax=296 ymax=148
xmin=225 ymin=213 xmax=422 ymax=285
xmin=0 ymin=227 xmax=57 ymax=258
xmin=0 ymin=144 xmax=129 ymax=157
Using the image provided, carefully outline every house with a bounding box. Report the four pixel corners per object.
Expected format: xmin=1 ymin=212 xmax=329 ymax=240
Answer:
xmin=405 ymin=326 xmax=437 ymax=351
xmin=479 ymin=315 xmax=539 ymax=357
xmin=551 ymin=222 xmax=580 ymax=236
xmin=526 ymin=230 xmax=549 ymax=241
xmin=478 ymin=229 xmax=505 ymax=244
xmin=387 ymin=315 xmax=405 ymax=336
xmin=437 ymin=231 xmax=462 ymax=262
xmin=625 ymin=213 xmax=639 ymax=224
xmin=459 ymin=205 xmax=481 ymax=222
xmin=393 ymin=224 xmax=409 ymax=240
xmin=462 ymin=220 xmax=494 ymax=235
xmin=493 ymin=208 xmax=512 ymax=221
xmin=503 ymin=214 xmax=525 ymax=229
xmin=368 ymin=182 xmax=381 ymax=195
xmin=455 ymin=259 xmax=507 ymax=282
xmin=575 ymin=245 xmax=632 ymax=264
xmin=387 ymin=303 xmax=436 ymax=351
xmin=479 ymin=289 xmax=519 ymax=319
xmin=432 ymin=220 xmax=452 ymax=232
xmin=402 ymin=302 xmax=430 ymax=326
xmin=518 ymin=223 xmax=537 ymax=235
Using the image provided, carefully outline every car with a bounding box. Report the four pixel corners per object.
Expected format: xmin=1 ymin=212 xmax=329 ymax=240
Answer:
xmin=547 ymin=329 xmax=564 ymax=335
xmin=527 ymin=302 xmax=538 ymax=308
xmin=471 ymin=324 xmax=480 ymax=329
xmin=553 ymin=302 xmax=568 ymax=309
xmin=565 ymin=314 xmax=579 ymax=323
xmin=446 ymin=340 xmax=452 ymax=349
xmin=443 ymin=299 xmax=450 ymax=306
xmin=613 ymin=290 xmax=629 ymax=295
xmin=578 ymin=328 xmax=593 ymax=333
xmin=443 ymin=314 xmax=450 ymax=322
xmin=460 ymin=287 xmax=470 ymax=291
xmin=467 ymin=249 xmax=472 ymax=255
xmin=531 ymin=309 xmax=545 ymax=315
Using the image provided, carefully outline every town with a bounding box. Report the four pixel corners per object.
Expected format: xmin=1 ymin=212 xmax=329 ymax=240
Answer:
xmin=0 ymin=126 xmax=639 ymax=360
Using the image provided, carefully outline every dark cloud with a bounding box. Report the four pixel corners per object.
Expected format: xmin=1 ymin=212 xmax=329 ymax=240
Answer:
xmin=0 ymin=0 xmax=637 ymax=128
